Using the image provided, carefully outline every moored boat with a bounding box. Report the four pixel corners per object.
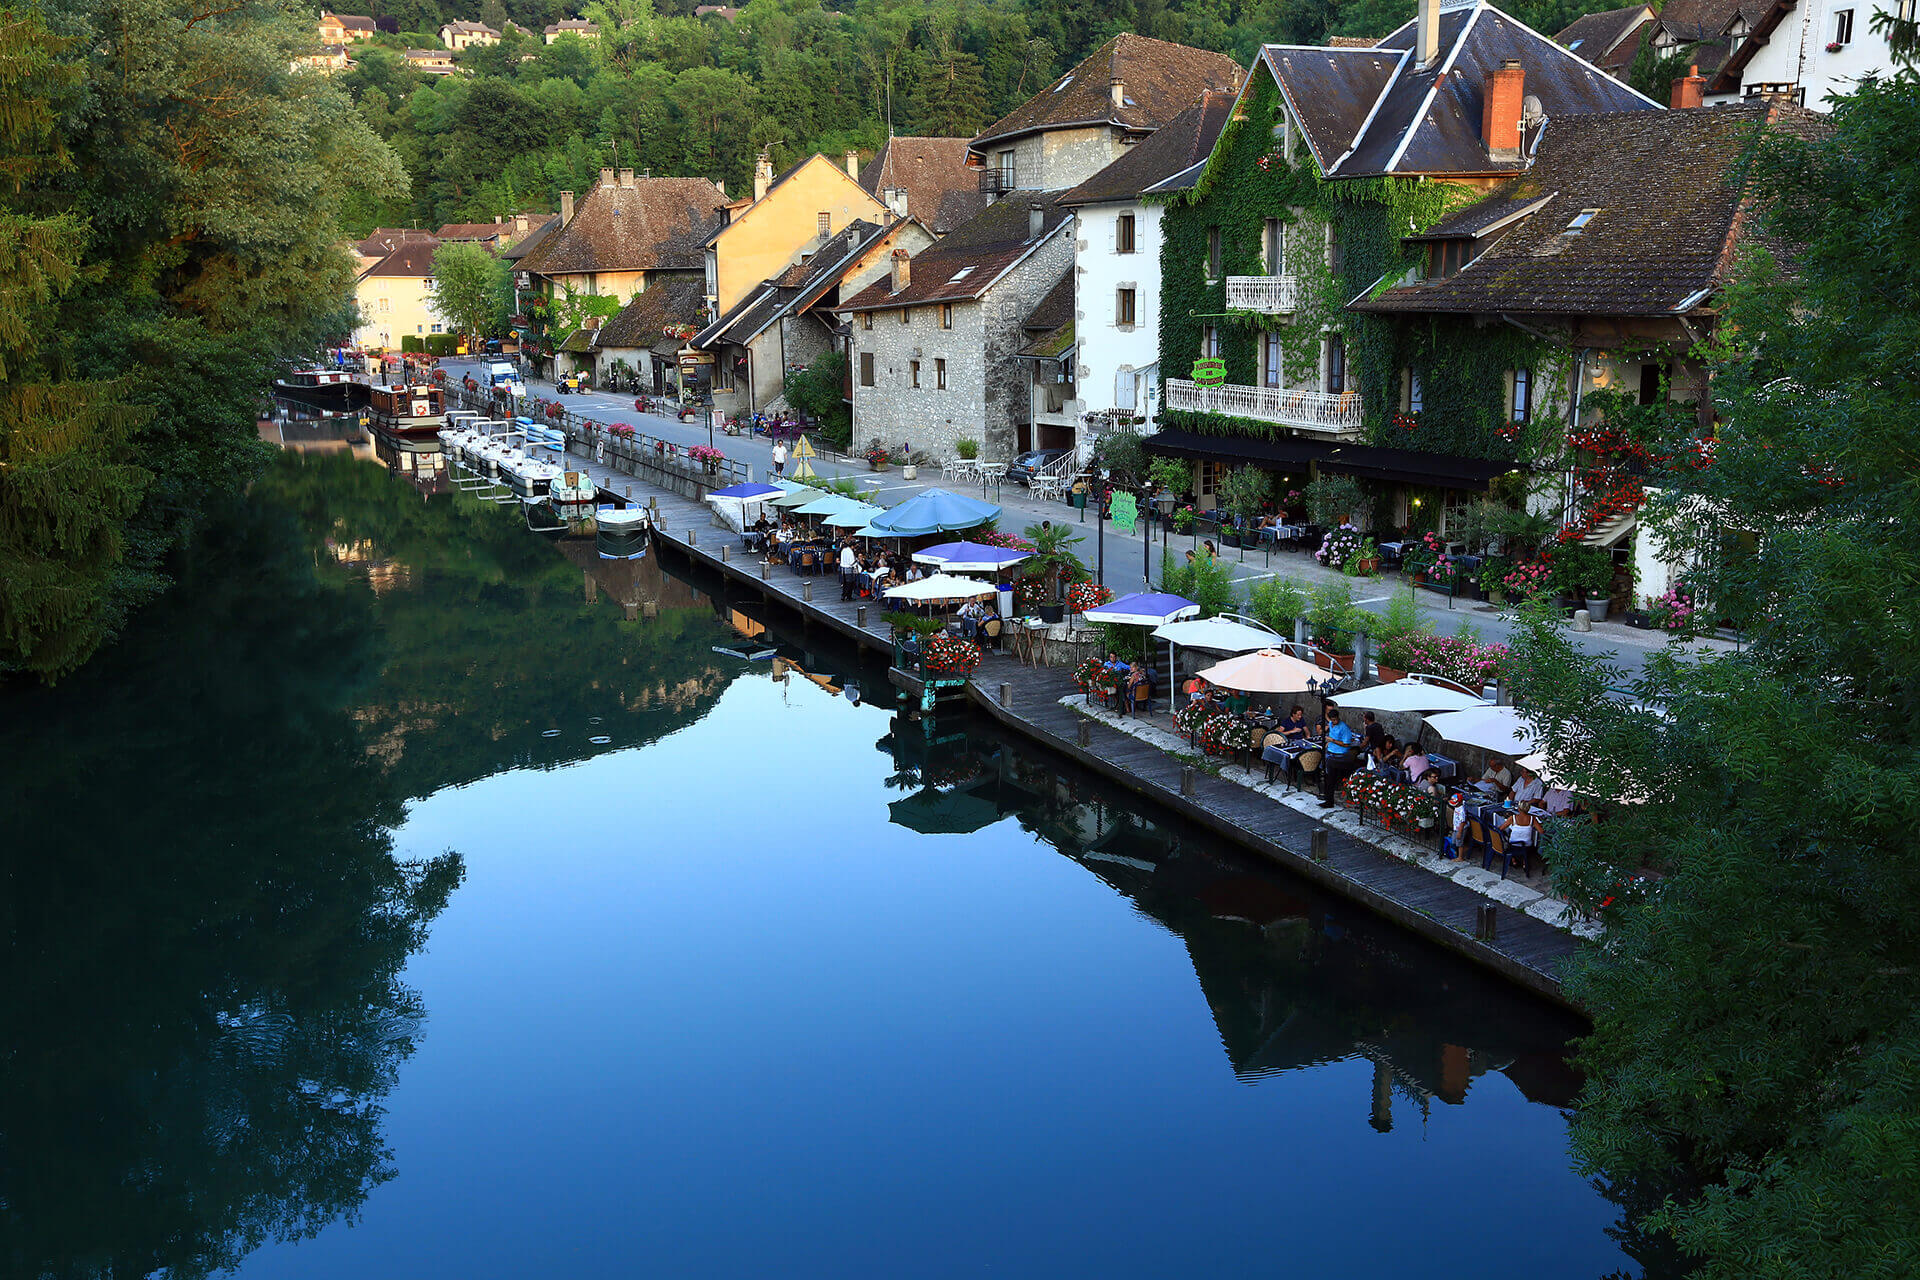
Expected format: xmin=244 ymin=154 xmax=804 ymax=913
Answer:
xmin=547 ymin=468 xmax=598 ymax=519
xmin=274 ymin=367 xmax=370 ymax=407
xmin=499 ymin=450 xmax=561 ymax=502
xmin=367 ymin=382 xmax=446 ymax=437
xmin=596 ymin=506 xmax=650 ymax=560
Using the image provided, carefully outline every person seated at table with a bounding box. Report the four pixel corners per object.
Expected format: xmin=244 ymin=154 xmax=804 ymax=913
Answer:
xmin=1320 ymin=712 xmax=1363 ymax=803
xmin=1183 ymin=674 xmax=1209 ymax=707
xmin=1360 ymin=711 xmax=1387 ymax=756
xmin=955 ymin=599 xmax=984 ymax=637
xmin=1415 ymin=768 xmax=1446 ymax=802
xmin=1543 ymin=784 xmax=1576 ymax=816
xmin=868 ymin=558 xmax=892 ymax=588
xmin=1510 ymin=765 xmax=1547 ymax=812
xmin=903 ymin=562 xmax=924 ymax=583
xmin=1125 ymin=662 xmax=1153 ymax=714
xmin=1475 ymin=755 xmax=1515 ymax=799
xmin=1501 ymin=806 xmax=1541 ymax=868
xmin=1279 ymin=705 xmax=1310 ymax=743
xmin=1401 ymin=747 xmax=1429 ymax=781
xmin=1370 ymin=735 xmax=1404 ymax=775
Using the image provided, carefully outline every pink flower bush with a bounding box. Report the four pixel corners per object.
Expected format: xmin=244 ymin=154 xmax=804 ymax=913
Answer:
xmin=1377 ymin=632 xmax=1511 ymax=689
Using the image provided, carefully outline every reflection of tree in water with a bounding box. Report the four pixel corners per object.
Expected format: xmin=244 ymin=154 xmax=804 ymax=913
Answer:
xmin=0 ymin=454 xmax=746 ymax=1278
xmin=874 ymin=719 xmax=1585 ymax=1118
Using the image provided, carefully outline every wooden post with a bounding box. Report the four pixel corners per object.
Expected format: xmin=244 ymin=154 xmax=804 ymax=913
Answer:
xmin=1180 ymin=765 xmax=1195 ymax=796
xmin=1077 ymin=719 xmax=1091 ymax=748
xmin=687 ymin=528 xmax=696 ymax=546
xmin=1310 ymin=828 xmax=1328 ymax=862
xmin=856 ymin=605 xmax=867 ymax=627
xmin=760 ymin=561 xmax=769 ymax=581
xmin=1477 ymin=903 xmax=1497 ymax=940
xmin=802 ymin=581 xmax=812 ymax=603
xmin=999 ymin=681 xmax=1013 ymax=708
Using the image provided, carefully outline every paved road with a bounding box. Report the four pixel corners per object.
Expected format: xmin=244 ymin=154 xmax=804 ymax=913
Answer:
xmin=443 ymin=358 xmax=1731 ymax=677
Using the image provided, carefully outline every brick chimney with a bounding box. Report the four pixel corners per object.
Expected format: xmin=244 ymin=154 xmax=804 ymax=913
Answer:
xmin=599 ymin=167 xmax=614 ymax=188
xmin=617 ymin=167 xmax=634 ymax=187
xmin=753 ymin=153 xmax=773 ymax=203
xmin=844 ymin=149 xmax=860 ymax=179
xmin=514 ymin=212 xmax=528 ymax=234
xmin=1109 ymin=74 xmax=1125 ymax=109
xmin=1416 ymin=0 xmax=1442 ymax=67
xmin=559 ymin=190 xmax=574 ymax=225
xmin=890 ymin=248 xmax=910 ymax=293
xmin=1028 ymin=204 xmax=1045 ymax=240
xmin=1671 ymin=64 xmax=1706 ymax=109
xmin=1483 ymin=59 xmax=1525 ymax=161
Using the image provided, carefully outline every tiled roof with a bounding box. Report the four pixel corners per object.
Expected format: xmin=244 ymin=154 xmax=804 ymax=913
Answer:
xmin=356 ymin=227 xmax=434 ymax=256
xmin=972 ymin=33 xmax=1243 ymax=150
xmin=499 ymin=214 xmax=559 ymax=263
xmin=517 ymin=177 xmax=729 ymax=276
xmin=857 ymin=136 xmax=988 ymax=233
xmin=696 ymin=219 xmax=902 ymax=348
xmin=1310 ymin=1 xmax=1658 ymax=178
xmin=837 ymin=192 xmax=1070 ymax=312
xmin=1057 ymin=89 xmax=1235 ymax=205
xmin=1407 ymin=193 xmax=1552 ymax=240
xmin=599 ymin=275 xmax=708 ymax=351
xmin=325 ymin=12 xmax=377 ymax=30
xmin=1018 ymin=274 xmax=1075 ymax=358
xmin=360 ymin=239 xmax=440 ymax=278
xmin=1327 ymin=35 xmax=1382 ymax=47
xmin=1556 ymin=5 xmax=1653 ymax=71
xmin=441 ymin=20 xmax=498 ymax=34
xmin=1352 ymin=102 xmax=1826 ymax=318
xmin=1652 ymin=0 xmax=1771 ymax=77
xmin=544 ymin=19 xmax=597 ymax=33
xmin=436 ymin=220 xmax=512 ymax=240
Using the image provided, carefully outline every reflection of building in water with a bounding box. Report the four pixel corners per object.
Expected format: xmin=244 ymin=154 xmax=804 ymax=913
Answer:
xmin=372 ymin=427 xmax=449 ymax=494
xmin=260 ymin=399 xmax=375 ymax=461
xmin=559 ymin=538 xmax=709 ymax=619
xmin=325 ymin=537 xmax=414 ymax=594
xmin=876 ymin=722 xmax=1582 ymax=1119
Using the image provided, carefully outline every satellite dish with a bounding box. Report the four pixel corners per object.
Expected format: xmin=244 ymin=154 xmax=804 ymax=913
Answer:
xmin=1521 ymin=94 xmax=1545 ymax=127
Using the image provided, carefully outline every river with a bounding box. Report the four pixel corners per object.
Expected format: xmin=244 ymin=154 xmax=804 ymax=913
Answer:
xmin=0 ymin=445 xmax=1638 ymax=1278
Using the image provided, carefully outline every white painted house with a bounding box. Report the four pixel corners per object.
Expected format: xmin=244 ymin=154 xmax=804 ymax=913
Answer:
xmin=1654 ymin=0 xmax=1912 ymax=107
xmin=1055 ymin=90 xmax=1235 ymax=463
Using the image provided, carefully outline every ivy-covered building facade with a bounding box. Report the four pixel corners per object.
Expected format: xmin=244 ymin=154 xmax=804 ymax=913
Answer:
xmin=1149 ymin=0 xmax=1656 ymax=536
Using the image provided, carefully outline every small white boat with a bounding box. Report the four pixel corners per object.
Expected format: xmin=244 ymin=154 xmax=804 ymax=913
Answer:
xmin=547 ymin=469 xmax=598 ymax=518
xmin=596 ymin=506 xmax=650 ymax=560
xmin=500 ymin=450 xmax=561 ymax=501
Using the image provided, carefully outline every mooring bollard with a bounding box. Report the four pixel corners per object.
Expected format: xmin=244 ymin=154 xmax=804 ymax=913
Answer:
xmin=1476 ymin=903 xmax=1497 ymax=940
xmin=802 ymin=581 xmax=812 ymax=603
xmin=1311 ymin=828 xmax=1328 ymax=862
xmin=687 ymin=528 xmax=696 ymax=547
xmin=1180 ymin=765 xmax=1196 ymax=796
xmin=999 ymin=681 xmax=1013 ymax=708
xmin=625 ymin=486 xmax=632 ymax=501
xmin=856 ymin=605 xmax=867 ymax=627
xmin=759 ymin=561 xmax=769 ymax=581
xmin=720 ymin=544 xmax=730 ymax=562
xmin=1077 ymin=719 xmax=1091 ymax=748
xmin=1572 ymin=608 xmax=1592 ymax=632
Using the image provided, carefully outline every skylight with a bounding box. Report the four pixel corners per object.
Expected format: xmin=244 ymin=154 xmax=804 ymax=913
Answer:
xmin=1567 ymin=37 xmax=1584 ymax=49
xmin=1052 ymin=74 xmax=1074 ymax=92
xmin=1564 ymin=209 xmax=1600 ymax=234
xmin=947 ymin=266 xmax=976 ymax=283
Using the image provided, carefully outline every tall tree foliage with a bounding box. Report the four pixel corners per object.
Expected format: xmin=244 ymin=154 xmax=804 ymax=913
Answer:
xmin=1508 ymin=71 xmax=1920 ymax=1279
xmin=427 ymin=240 xmax=514 ymax=341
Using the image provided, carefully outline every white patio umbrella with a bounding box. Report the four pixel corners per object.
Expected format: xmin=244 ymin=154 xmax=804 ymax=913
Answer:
xmin=1422 ymin=704 xmax=1539 ymax=757
xmin=1152 ymin=616 xmax=1284 ymax=654
xmin=882 ymin=573 xmax=999 ymax=604
xmin=1330 ymin=680 xmax=1486 ymax=715
xmin=1196 ymin=648 xmax=1325 ymax=695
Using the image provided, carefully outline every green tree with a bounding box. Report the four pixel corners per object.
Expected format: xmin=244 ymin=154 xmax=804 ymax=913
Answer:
xmin=783 ymin=350 xmax=851 ymax=448
xmin=1511 ymin=70 xmax=1920 ymax=1279
xmin=426 ymin=241 xmax=513 ymax=342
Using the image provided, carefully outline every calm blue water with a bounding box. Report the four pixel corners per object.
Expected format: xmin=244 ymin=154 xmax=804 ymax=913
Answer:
xmin=0 ymin=451 xmax=1631 ymax=1278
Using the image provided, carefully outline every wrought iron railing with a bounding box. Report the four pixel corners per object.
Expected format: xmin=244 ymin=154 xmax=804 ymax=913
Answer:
xmin=1224 ymin=275 xmax=1304 ymax=314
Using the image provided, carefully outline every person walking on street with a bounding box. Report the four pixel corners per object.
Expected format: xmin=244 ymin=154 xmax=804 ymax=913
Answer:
xmin=772 ymin=440 xmax=788 ymax=477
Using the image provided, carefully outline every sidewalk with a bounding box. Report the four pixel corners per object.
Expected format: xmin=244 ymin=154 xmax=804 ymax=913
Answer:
xmin=450 ymin=358 xmax=1731 ymax=676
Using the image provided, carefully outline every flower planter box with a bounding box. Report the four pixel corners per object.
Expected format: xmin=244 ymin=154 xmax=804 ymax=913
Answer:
xmin=1037 ymin=603 xmax=1065 ymax=624
xmin=1375 ymin=664 xmax=1407 ymax=683
xmin=1313 ymin=651 xmax=1355 ymax=674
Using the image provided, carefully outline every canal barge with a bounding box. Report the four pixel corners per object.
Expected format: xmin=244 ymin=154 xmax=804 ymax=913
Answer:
xmin=273 ymin=366 xmax=370 ymax=408
xmin=367 ymin=382 xmax=447 ymax=438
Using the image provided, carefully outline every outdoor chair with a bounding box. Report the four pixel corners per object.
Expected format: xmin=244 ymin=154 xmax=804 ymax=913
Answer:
xmin=1482 ymin=828 xmax=1514 ymax=879
xmin=981 ymin=618 xmax=1003 ymax=652
xmin=1463 ymin=820 xmax=1490 ymax=867
xmin=1289 ymin=748 xmax=1323 ymax=793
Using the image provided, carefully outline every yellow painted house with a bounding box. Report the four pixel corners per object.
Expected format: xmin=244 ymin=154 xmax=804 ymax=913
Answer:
xmin=702 ymin=153 xmax=889 ymax=322
xmin=354 ymin=238 xmax=449 ymax=351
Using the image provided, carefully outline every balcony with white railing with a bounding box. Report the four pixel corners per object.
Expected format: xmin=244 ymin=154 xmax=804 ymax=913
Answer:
xmin=1225 ymin=275 xmax=1303 ymax=314
xmin=1164 ymin=379 xmax=1363 ymax=437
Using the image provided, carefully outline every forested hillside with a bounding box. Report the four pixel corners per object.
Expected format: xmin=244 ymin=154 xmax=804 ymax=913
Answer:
xmin=343 ymin=0 xmax=1622 ymax=233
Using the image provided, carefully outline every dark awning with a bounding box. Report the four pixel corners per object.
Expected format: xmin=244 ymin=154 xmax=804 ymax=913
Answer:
xmin=1145 ymin=428 xmax=1516 ymax=491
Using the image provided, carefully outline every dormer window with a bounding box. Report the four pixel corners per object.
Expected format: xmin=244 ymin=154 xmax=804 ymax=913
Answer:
xmin=1426 ymin=237 xmax=1473 ymax=279
xmin=1565 ymin=209 xmax=1600 ymax=235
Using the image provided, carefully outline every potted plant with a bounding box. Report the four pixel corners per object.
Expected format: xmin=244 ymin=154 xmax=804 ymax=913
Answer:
xmin=688 ymin=444 xmax=724 ymax=475
xmin=955 ymin=438 xmax=980 ymax=461
xmin=864 ymin=438 xmax=891 ymax=471
xmin=1148 ymin=458 xmax=1192 ymax=517
xmin=1172 ymin=505 xmax=1196 ymax=535
xmin=1219 ymin=464 xmax=1271 ymax=555
xmin=1315 ymin=525 xmax=1361 ymax=572
xmin=1066 ymin=580 xmax=1114 ymax=614
xmin=1344 ymin=537 xmax=1380 ymax=576
xmin=1375 ymin=632 xmax=1421 ymax=683
xmin=922 ymin=633 xmax=983 ymax=677
xmin=1174 ymin=699 xmax=1210 ymax=745
xmin=1023 ymin=520 xmax=1088 ymax=625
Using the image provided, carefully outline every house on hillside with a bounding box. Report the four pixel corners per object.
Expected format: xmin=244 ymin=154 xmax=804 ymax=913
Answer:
xmin=1555 ymin=4 xmax=1654 ymax=75
xmin=1669 ymin=0 xmax=1911 ymax=105
xmin=544 ymin=19 xmax=597 ymax=42
xmin=439 ymin=19 xmax=500 ymax=49
xmin=318 ymin=12 xmax=377 ymax=43
xmin=405 ymin=48 xmax=457 ymax=73
xmin=1152 ymin=0 xmax=1656 ymax=516
xmin=690 ymin=217 xmax=932 ymax=418
xmin=837 ymin=194 xmax=1074 ymax=462
xmin=855 ymin=137 xmax=988 ymax=236
xmin=355 ymin=238 xmax=447 ymax=351
xmin=968 ymin=32 xmax=1243 ymax=196
xmin=513 ymin=170 xmax=729 ymax=376
xmin=1349 ymin=99 xmax=1827 ymax=599
xmin=1054 ymin=88 xmax=1234 ymax=461
xmin=294 ymin=43 xmax=350 ymax=74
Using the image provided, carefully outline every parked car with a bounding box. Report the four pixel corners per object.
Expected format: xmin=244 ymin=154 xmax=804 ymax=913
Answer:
xmin=1007 ymin=448 xmax=1070 ymax=486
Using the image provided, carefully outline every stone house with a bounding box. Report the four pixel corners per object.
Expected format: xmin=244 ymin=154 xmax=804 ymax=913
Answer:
xmin=836 ymin=193 xmax=1074 ymax=463
xmin=1054 ymin=89 xmax=1235 ymax=462
xmin=595 ymin=276 xmax=708 ymax=396
xmin=294 ymin=43 xmax=350 ymax=74
xmin=1013 ymin=275 xmax=1077 ymax=455
xmin=1152 ymin=0 xmax=1655 ymax=515
xmin=690 ymin=217 xmax=932 ymax=418
xmin=699 ymin=153 xmax=890 ymax=323
xmin=439 ymin=20 xmax=500 ymax=49
xmin=1555 ymin=5 xmax=1654 ymax=75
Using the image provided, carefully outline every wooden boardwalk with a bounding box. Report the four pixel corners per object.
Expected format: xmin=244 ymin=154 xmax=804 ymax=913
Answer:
xmin=546 ymin=457 xmax=1580 ymax=1006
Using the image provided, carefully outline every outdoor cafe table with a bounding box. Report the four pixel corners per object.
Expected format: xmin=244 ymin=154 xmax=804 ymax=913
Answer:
xmin=1425 ymin=750 xmax=1459 ymax=782
xmin=1260 ymin=738 xmax=1316 ymax=784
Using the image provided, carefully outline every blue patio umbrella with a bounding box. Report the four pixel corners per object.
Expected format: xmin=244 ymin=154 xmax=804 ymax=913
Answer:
xmin=864 ymin=487 xmax=1001 ymax=537
xmin=1082 ymin=592 xmax=1201 ymax=626
xmin=794 ymin=492 xmax=861 ymax=517
xmin=710 ymin=481 xmax=784 ymax=500
xmin=911 ymin=541 xmax=1031 ymax=572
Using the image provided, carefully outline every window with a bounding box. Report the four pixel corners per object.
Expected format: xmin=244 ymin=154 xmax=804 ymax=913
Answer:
xmin=1511 ymin=367 xmax=1532 ymax=422
xmin=859 ymin=352 xmax=875 ymax=386
xmin=910 ymin=360 xmax=921 ymax=388
xmin=416 ymin=325 xmax=424 ymax=335
xmin=378 ymin=297 xmax=390 ymax=311
xmin=899 ymin=307 xmax=911 ymax=326
xmin=1833 ymin=8 xmax=1853 ymax=42
xmin=1263 ymin=219 xmax=1285 ymax=273
xmin=1206 ymin=225 xmax=1222 ymax=279
xmin=1116 ymin=287 xmax=1136 ymax=326
xmin=940 ymin=303 xmax=952 ymax=329
xmin=1404 ymin=368 xmax=1424 ymax=412
xmin=1639 ymin=362 xmax=1670 ymax=405
xmin=1201 ymin=324 xmax=1220 ymax=359
xmin=1326 ymin=334 xmax=1346 ymax=394
xmin=1427 ymin=238 xmax=1472 ymax=278
xmin=430 ymin=322 xmax=442 ymax=333
xmin=1261 ymin=333 xmax=1282 ymax=389
xmin=817 ymin=211 xmax=831 ymax=237
xmin=935 ymin=358 xmax=946 ymax=390
xmin=1116 ymin=212 xmax=1136 ymax=254
xmin=862 ymin=312 xmax=873 ymax=331
xmin=1564 ymin=209 xmax=1600 ymax=235
xmin=1328 ymin=227 xmax=1343 ymax=277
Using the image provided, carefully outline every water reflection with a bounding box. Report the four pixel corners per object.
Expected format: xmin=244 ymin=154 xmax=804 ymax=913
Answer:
xmin=870 ymin=717 xmax=1585 ymax=1121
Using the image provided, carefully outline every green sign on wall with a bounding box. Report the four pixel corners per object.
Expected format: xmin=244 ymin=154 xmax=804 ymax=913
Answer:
xmin=1191 ymin=357 xmax=1227 ymax=388
xmin=1109 ymin=491 xmax=1137 ymax=532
